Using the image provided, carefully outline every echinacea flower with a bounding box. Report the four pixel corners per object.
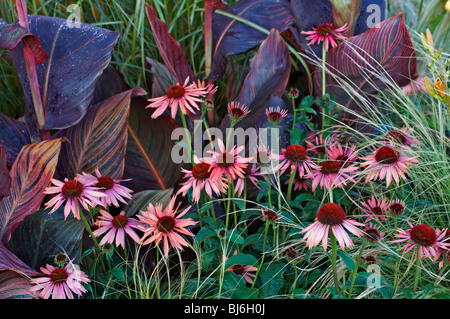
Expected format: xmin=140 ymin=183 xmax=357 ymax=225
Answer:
xmin=289 ymin=88 xmax=300 ymax=99
xmin=266 ymin=106 xmax=288 ymax=124
xmin=285 ymin=247 xmax=299 ymax=260
xmin=146 ymin=77 xmax=208 ymax=119
xmin=436 ymin=230 xmax=450 ymax=269
xmin=44 ymin=178 xmax=106 ymax=220
xmin=326 ymin=143 xmax=358 ymax=167
xmin=287 ymin=171 xmax=312 ymax=191
xmin=300 ymin=203 xmax=365 ymax=251
xmin=360 ymin=145 xmax=419 ymax=187
xmin=311 ymin=159 xmax=359 ymax=191
xmin=276 ymin=144 xmax=318 ymax=177
xmin=301 ymin=23 xmax=348 ymax=51
xmin=383 ymin=127 xmax=419 ymax=148
xmin=177 ymin=156 xmax=228 ymax=202
xmin=203 ymin=139 xmax=253 ymax=182
xmin=261 ymin=208 xmax=280 ymax=222
xmin=77 ymin=169 xmax=133 ymax=208
xmin=227 ymin=101 xmax=250 ymax=121
xmin=401 ymin=77 xmax=427 ymax=95
xmin=30 ymin=263 xmax=90 ymax=299
xmin=388 ymin=199 xmax=406 ymax=216
xmin=137 ymin=196 xmax=197 ymax=257
xmin=92 ymin=210 xmax=141 ymax=248
xmin=306 ymin=132 xmax=337 ymax=156
xmin=234 ymin=164 xmax=259 ymax=197
xmin=390 ymin=221 xmax=450 ymax=260
xmin=225 ymin=251 xmax=258 ymax=284
xmin=360 ymin=196 xmax=390 ymax=222
xmin=364 ymin=223 xmax=384 ymax=243
xmin=195 ymin=79 xmax=217 ymax=96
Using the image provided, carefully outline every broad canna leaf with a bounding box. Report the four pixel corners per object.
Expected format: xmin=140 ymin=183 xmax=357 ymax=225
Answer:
xmin=0 ymin=147 xmax=10 ymax=201
xmin=289 ymin=0 xmax=385 ymax=59
xmin=9 ymin=208 xmax=84 ymax=270
xmin=220 ymin=29 xmax=291 ymax=131
xmin=124 ymin=189 xmax=174 ymax=217
xmin=10 ymin=15 xmax=119 ymax=131
xmin=0 ymin=242 xmax=39 ymax=276
xmin=313 ymin=13 xmax=417 ymax=124
xmin=140 ymin=56 xmax=178 ymax=99
xmin=208 ymin=0 xmax=293 ymax=82
xmin=57 ymin=88 xmax=146 ymax=181
xmin=329 ymin=0 xmax=363 ymax=38
xmin=0 ymin=270 xmax=34 ymax=299
xmin=0 ymin=138 xmax=62 ymax=244
xmin=0 ymin=18 xmax=48 ymax=63
xmin=0 ymin=113 xmax=32 ymax=168
xmin=123 ymin=97 xmax=182 ymax=192
xmin=145 ymin=3 xmax=196 ymax=85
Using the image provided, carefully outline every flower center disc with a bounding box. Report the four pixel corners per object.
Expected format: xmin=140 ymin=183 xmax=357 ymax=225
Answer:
xmin=50 ymin=268 xmax=69 ymax=284
xmin=410 ymin=224 xmax=437 ymax=247
xmin=389 ymin=203 xmax=404 ymax=215
xmin=218 ymin=153 xmax=234 ymax=168
xmin=316 ymin=23 xmax=334 ymax=36
xmin=316 ymin=203 xmax=346 ymax=226
xmin=192 ymin=163 xmax=211 ymax=180
xmin=386 ymin=130 xmax=406 ymax=144
xmin=263 ymin=210 xmax=278 ymax=221
xmin=62 ymin=180 xmax=83 ymax=198
xmin=371 ymin=206 xmax=382 ymax=215
xmin=375 ymin=146 xmax=399 ymax=165
xmin=285 ymin=145 xmax=308 ymax=163
xmin=157 ymin=216 xmax=175 ymax=233
xmin=365 ymin=228 xmax=381 ymax=242
xmin=229 ymin=108 xmax=245 ymax=119
xmin=112 ymin=215 xmax=128 ymax=228
xmin=336 ymin=155 xmax=349 ymax=165
xmin=320 ymin=160 xmax=341 ymax=175
xmin=267 ymin=111 xmax=283 ymax=122
xmin=232 ymin=264 xmax=245 ymax=275
xmin=166 ymin=85 xmax=185 ymax=99
xmin=96 ymin=176 xmax=114 ymax=190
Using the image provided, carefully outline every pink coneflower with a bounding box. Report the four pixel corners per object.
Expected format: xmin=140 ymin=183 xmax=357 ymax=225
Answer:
xmin=289 ymin=88 xmax=300 ymax=99
xmin=195 ymin=79 xmax=217 ymax=96
xmin=364 ymin=223 xmax=384 ymax=243
xmin=285 ymin=247 xmax=299 ymax=260
xmin=288 ymin=171 xmax=312 ymax=191
xmin=261 ymin=208 xmax=280 ymax=222
xmin=137 ymin=196 xmax=197 ymax=257
xmin=301 ymin=203 xmax=364 ymax=251
xmin=92 ymin=210 xmax=141 ymax=248
xmin=360 ymin=196 xmax=390 ymax=222
xmin=146 ymin=77 xmax=208 ymax=119
xmin=311 ymin=159 xmax=359 ymax=191
xmin=234 ymin=164 xmax=259 ymax=197
xmin=266 ymin=106 xmax=288 ymax=124
xmin=306 ymin=132 xmax=337 ymax=156
xmin=391 ymin=221 xmax=450 ymax=260
xmin=383 ymin=127 xmax=419 ymax=148
xmin=301 ymin=23 xmax=348 ymax=51
xmin=276 ymin=144 xmax=318 ymax=177
xmin=360 ymin=145 xmax=419 ymax=187
xmin=388 ymin=199 xmax=406 ymax=216
xmin=177 ymin=156 xmax=228 ymax=202
xmin=227 ymin=101 xmax=250 ymax=121
xmin=203 ymin=139 xmax=252 ymax=182
xmin=436 ymin=230 xmax=450 ymax=269
xmin=326 ymin=143 xmax=358 ymax=167
xmin=225 ymin=251 xmax=258 ymax=284
xmin=44 ymin=178 xmax=106 ymax=220
xmin=30 ymin=263 xmax=90 ymax=299
xmin=77 ymin=169 xmax=133 ymax=208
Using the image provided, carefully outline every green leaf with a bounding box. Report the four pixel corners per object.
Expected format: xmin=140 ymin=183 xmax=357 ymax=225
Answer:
xmin=195 ymin=226 xmax=216 ymax=244
xmin=300 ymin=95 xmax=316 ymax=108
xmin=224 ymin=253 xmax=258 ymax=269
xmin=111 ymin=267 xmax=125 ymax=282
xmin=124 ymin=189 xmax=173 ymax=217
xmin=337 ymin=250 xmax=355 ymax=271
xmin=259 ymin=262 xmax=285 ymax=297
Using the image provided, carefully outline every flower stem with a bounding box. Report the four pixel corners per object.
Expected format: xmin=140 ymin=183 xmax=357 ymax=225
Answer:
xmin=347 ymin=241 xmax=366 ymax=298
xmin=79 ymin=209 xmax=107 ymax=273
xmin=330 ymin=231 xmax=340 ymax=295
xmin=287 ymin=167 xmax=297 ymax=204
xmin=413 ymin=247 xmax=421 ymax=295
xmin=251 ymin=221 xmax=269 ymax=288
xmin=179 ymin=106 xmax=193 ymax=164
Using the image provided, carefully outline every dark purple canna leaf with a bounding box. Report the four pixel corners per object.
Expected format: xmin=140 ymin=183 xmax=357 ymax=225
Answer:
xmin=289 ymin=0 xmax=386 ymax=59
xmin=0 ymin=242 xmax=39 ymax=276
xmin=10 ymin=15 xmax=119 ymax=131
xmin=0 ymin=138 xmax=63 ymax=244
xmin=208 ymin=0 xmax=293 ymax=82
xmin=0 ymin=18 xmax=48 ymax=63
xmin=0 ymin=113 xmax=32 ymax=168
xmin=9 ymin=208 xmax=84 ymax=271
xmin=0 ymin=270 xmax=34 ymax=299
xmin=123 ymin=97 xmax=182 ymax=192
xmin=0 ymin=147 xmax=10 ymax=201
xmin=57 ymin=88 xmax=146 ymax=181
xmin=313 ymin=13 xmax=417 ymax=126
xmin=220 ymin=29 xmax=291 ymax=131
xmin=145 ymin=3 xmax=196 ymax=85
